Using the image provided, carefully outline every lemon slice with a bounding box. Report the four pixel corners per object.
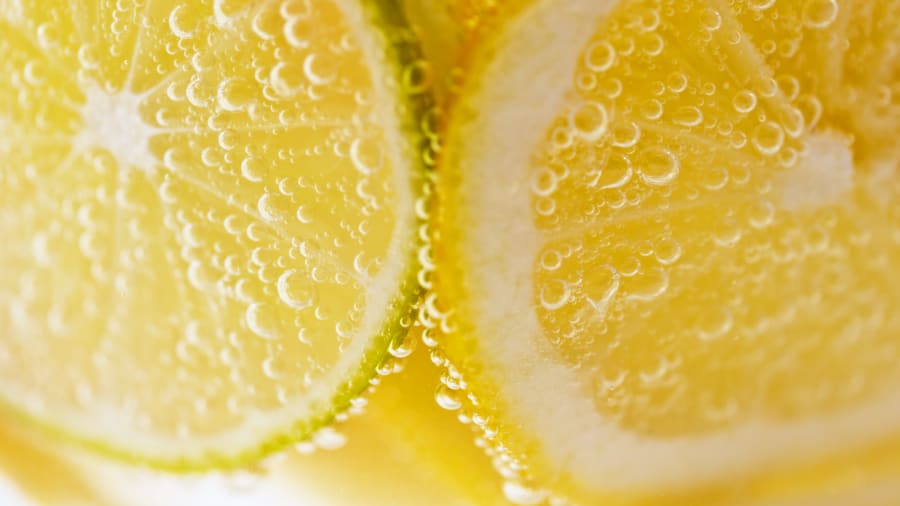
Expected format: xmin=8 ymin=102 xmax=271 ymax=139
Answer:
xmin=435 ymin=0 xmax=900 ymax=501
xmin=0 ymin=0 xmax=428 ymax=468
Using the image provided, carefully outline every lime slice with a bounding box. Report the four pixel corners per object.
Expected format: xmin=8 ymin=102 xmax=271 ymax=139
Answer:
xmin=0 ymin=0 xmax=428 ymax=468
xmin=434 ymin=0 xmax=900 ymax=502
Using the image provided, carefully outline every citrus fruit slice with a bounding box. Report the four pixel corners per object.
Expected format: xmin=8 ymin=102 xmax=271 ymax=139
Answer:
xmin=434 ymin=0 xmax=900 ymax=501
xmin=0 ymin=337 xmax=508 ymax=506
xmin=0 ymin=0 xmax=428 ymax=468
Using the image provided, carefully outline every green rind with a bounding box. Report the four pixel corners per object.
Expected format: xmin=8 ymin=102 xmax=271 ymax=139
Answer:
xmin=0 ymin=0 xmax=434 ymax=472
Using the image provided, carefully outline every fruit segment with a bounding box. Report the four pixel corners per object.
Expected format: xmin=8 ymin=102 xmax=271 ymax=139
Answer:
xmin=434 ymin=0 xmax=900 ymax=501
xmin=0 ymin=0 xmax=427 ymax=467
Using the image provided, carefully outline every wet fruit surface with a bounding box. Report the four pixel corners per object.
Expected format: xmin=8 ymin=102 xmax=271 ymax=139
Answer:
xmin=435 ymin=0 xmax=900 ymax=500
xmin=0 ymin=0 xmax=424 ymax=465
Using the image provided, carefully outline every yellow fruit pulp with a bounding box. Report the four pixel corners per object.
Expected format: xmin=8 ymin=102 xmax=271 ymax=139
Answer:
xmin=0 ymin=0 xmax=423 ymax=466
xmin=435 ymin=0 xmax=900 ymax=502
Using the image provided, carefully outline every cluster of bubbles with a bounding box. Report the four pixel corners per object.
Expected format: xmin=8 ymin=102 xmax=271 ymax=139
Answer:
xmin=417 ymin=125 xmax=568 ymax=500
xmin=417 ymin=291 xmax=562 ymax=505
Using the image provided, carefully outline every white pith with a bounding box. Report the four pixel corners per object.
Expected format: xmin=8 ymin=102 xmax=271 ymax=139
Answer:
xmin=453 ymin=0 xmax=900 ymax=492
xmin=77 ymin=87 xmax=156 ymax=171
xmin=1 ymin=0 xmax=417 ymax=461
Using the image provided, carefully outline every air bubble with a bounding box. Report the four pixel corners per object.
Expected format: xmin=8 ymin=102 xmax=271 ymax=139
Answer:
xmin=654 ymin=237 xmax=682 ymax=265
xmin=435 ymin=385 xmax=463 ymax=411
xmin=187 ymin=261 xmax=215 ymax=290
xmin=312 ymin=427 xmax=346 ymax=451
xmin=531 ymin=167 xmax=559 ymax=197
xmin=270 ymin=61 xmax=304 ymax=97
xmin=252 ymin=5 xmax=281 ymax=40
xmin=643 ymin=33 xmax=665 ymax=56
xmin=350 ymin=137 xmax=384 ymax=174
xmin=666 ymin=72 xmax=688 ymax=93
xmin=732 ymin=90 xmax=757 ymax=113
xmin=585 ymin=41 xmax=616 ymax=73
xmin=213 ymin=0 xmax=246 ymax=26
xmin=611 ymin=121 xmax=641 ymax=148
xmin=640 ymin=99 xmax=663 ymax=120
xmin=780 ymin=106 xmax=806 ymax=138
xmin=569 ymin=101 xmax=609 ymax=142
xmin=303 ymin=53 xmax=337 ymax=86
xmin=277 ymin=269 xmax=315 ymax=310
xmin=748 ymin=200 xmax=776 ymax=229
xmin=673 ymin=106 xmax=703 ymax=127
xmin=803 ymin=0 xmax=838 ymax=29
xmin=714 ymin=218 xmax=743 ymax=247
xmin=626 ymin=267 xmax=669 ymax=301
xmin=796 ymin=94 xmax=823 ymax=130
xmin=748 ymin=0 xmax=776 ymax=11
xmin=23 ymin=62 xmax=46 ymax=86
xmin=584 ymin=265 xmax=620 ymax=316
xmin=241 ymin=156 xmax=265 ymax=182
xmin=638 ymin=147 xmax=680 ymax=186
xmin=262 ymin=356 xmax=284 ymax=380
xmin=225 ymin=469 xmax=265 ymax=493
xmin=502 ymin=481 xmax=547 ymax=505
xmin=700 ymin=8 xmax=722 ymax=30
xmin=388 ymin=335 xmax=416 ymax=358
xmin=77 ymin=44 xmax=101 ymax=70
xmin=539 ymin=279 xmax=571 ymax=310
xmin=698 ymin=306 xmax=734 ymax=341
xmin=752 ymin=121 xmax=785 ymax=156
xmin=591 ymin=152 xmax=633 ymax=189
xmin=402 ymin=60 xmax=432 ymax=94
xmin=540 ymin=249 xmax=563 ymax=271
xmin=246 ymin=302 xmax=279 ymax=340
xmin=216 ymin=77 xmax=254 ymax=112
xmin=168 ymin=5 xmax=198 ymax=39
xmin=702 ymin=166 xmax=729 ymax=191
xmin=257 ymin=193 xmax=289 ymax=222
xmin=281 ymin=0 xmax=312 ymax=18
xmin=36 ymin=23 xmax=58 ymax=49
xmin=283 ymin=17 xmax=311 ymax=48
